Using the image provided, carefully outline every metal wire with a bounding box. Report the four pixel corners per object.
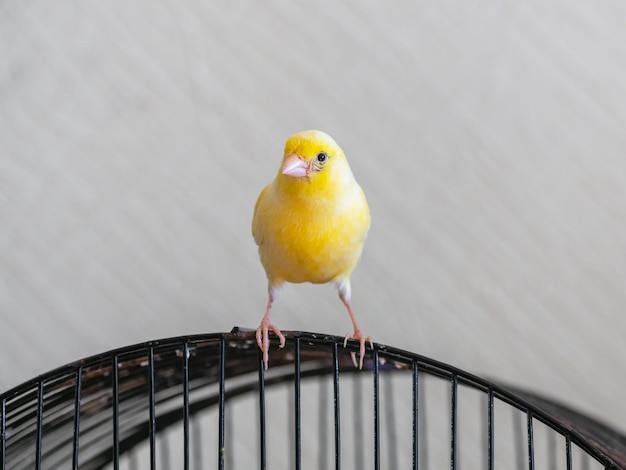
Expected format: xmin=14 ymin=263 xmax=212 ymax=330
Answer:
xmin=566 ymin=435 xmax=573 ymax=470
xmin=148 ymin=347 xmax=156 ymax=470
xmin=528 ymin=411 xmax=535 ymax=470
xmin=412 ymin=361 xmax=419 ymax=470
xmin=183 ymin=341 xmax=190 ymax=470
xmin=373 ymin=347 xmax=380 ymax=470
xmin=294 ymin=336 xmax=302 ymax=470
xmin=450 ymin=374 xmax=458 ymax=470
xmin=0 ymin=328 xmax=624 ymax=469
xmin=35 ymin=380 xmax=43 ymax=470
xmin=72 ymin=366 xmax=82 ymax=470
xmin=257 ymin=347 xmax=267 ymax=470
xmin=332 ymin=341 xmax=341 ymax=470
xmin=487 ymin=387 xmax=494 ymax=470
xmin=218 ymin=338 xmax=226 ymax=470
xmin=112 ymin=355 xmax=119 ymax=470
xmin=1 ymin=396 xmax=6 ymax=469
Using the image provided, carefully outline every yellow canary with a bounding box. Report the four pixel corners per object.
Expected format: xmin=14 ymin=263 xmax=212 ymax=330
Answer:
xmin=252 ymin=130 xmax=371 ymax=369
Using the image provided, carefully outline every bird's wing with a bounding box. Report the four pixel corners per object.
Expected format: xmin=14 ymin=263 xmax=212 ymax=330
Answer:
xmin=251 ymin=184 xmax=271 ymax=246
xmin=349 ymin=186 xmax=371 ymax=245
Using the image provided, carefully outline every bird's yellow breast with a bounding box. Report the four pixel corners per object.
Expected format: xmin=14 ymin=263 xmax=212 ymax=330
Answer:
xmin=253 ymin=179 xmax=370 ymax=285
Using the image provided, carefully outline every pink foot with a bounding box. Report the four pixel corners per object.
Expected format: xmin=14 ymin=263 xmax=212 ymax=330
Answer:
xmin=343 ymin=329 xmax=373 ymax=369
xmin=256 ymin=322 xmax=286 ymax=369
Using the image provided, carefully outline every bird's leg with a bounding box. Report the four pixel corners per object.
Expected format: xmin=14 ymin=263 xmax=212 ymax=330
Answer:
xmin=343 ymin=302 xmax=373 ymax=369
xmin=337 ymin=279 xmax=372 ymax=369
xmin=255 ymin=287 xmax=285 ymax=370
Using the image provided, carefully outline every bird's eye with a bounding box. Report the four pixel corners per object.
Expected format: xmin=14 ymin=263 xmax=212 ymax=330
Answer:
xmin=316 ymin=152 xmax=327 ymax=163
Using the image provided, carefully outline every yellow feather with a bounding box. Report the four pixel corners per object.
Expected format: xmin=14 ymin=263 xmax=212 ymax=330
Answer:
xmin=252 ymin=130 xmax=370 ymax=286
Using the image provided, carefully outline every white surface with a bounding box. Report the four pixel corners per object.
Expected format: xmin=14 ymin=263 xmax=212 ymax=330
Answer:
xmin=2 ymin=0 xmax=626 ymax=435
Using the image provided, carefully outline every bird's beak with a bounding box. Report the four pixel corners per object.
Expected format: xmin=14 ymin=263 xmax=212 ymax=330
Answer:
xmin=282 ymin=154 xmax=309 ymax=177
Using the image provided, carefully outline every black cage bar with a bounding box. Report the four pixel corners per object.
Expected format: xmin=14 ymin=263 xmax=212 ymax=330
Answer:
xmin=1 ymin=328 xmax=625 ymax=469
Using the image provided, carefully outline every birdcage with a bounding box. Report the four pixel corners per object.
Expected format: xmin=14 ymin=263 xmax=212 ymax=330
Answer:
xmin=1 ymin=328 xmax=624 ymax=469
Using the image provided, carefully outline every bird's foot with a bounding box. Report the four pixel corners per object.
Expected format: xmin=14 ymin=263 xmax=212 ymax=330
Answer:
xmin=343 ymin=329 xmax=373 ymax=369
xmin=255 ymin=322 xmax=286 ymax=370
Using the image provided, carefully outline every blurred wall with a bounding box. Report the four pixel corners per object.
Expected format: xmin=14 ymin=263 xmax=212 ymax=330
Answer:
xmin=2 ymin=0 xmax=626 ymax=433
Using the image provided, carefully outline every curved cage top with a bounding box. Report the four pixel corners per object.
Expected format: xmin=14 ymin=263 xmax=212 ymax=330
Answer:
xmin=1 ymin=328 xmax=624 ymax=469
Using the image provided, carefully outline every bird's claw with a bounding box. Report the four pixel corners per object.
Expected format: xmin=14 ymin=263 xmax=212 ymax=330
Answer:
xmin=256 ymin=323 xmax=286 ymax=370
xmin=343 ymin=330 xmax=372 ymax=369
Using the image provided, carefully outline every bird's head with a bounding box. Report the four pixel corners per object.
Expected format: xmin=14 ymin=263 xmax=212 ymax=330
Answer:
xmin=277 ymin=130 xmax=354 ymax=194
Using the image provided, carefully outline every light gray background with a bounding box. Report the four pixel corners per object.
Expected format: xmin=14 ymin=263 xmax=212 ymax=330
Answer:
xmin=2 ymin=0 xmax=625 ymax=435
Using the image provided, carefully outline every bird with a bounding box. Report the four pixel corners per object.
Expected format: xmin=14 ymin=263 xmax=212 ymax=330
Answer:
xmin=252 ymin=130 xmax=371 ymax=369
